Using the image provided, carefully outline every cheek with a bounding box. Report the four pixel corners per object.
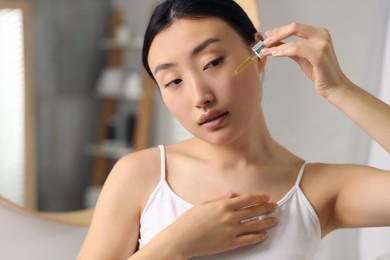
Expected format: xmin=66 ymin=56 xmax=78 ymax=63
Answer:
xmin=212 ymin=67 xmax=240 ymax=94
xmin=239 ymin=64 xmax=263 ymax=94
xmin=222 ymin=68 xmax=262 ymax=102
xmin=220 ymin=74 xmax=237 ymax=92
xmin=162 ymin=94 xmax=179 ymax=113
xmin=161 ymin=93 xmax=191 ymax=123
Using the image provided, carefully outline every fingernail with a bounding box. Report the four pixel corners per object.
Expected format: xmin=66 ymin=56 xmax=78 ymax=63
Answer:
xmin=267 ymin=203 xmax=278 ymax=211
xmin=264 ymin=30 xmax=272 ymax=37
xmin=268 ymin=217 xmax=278 ymax=225
xmin=262 ymin=194 xmax=271 ymax=200
xmin=263 ymin=37 xmax=272 ymax=45
xmin=261 ymin=47 xmax=270 ymax=55
xmin=224 ymin=192 xmax=234 ymax=198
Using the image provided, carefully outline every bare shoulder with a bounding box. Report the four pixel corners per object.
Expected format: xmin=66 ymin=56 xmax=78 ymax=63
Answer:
xmin=301 ymin=162 xmax=383 ymax=202
xmin=109 ymin=146 xmax=162 ymax=183
xmin=303 ymin=162 xmax=387 ymax=184
xmin=101 ymin=146 xmax=162 ymax=212
xmin=301 ymin=162 xmax=389 ymax=235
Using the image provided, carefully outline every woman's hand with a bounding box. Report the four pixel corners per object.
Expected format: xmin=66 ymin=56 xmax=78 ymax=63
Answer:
xmin=261 ymin=23 xmax=351 ymax=98
xmin=150 ymin=193 xmax=278 ymax=259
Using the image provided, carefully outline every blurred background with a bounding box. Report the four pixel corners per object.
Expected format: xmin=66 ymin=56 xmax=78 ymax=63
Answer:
xmin=1 ymin=0 xmax=389 ymax=259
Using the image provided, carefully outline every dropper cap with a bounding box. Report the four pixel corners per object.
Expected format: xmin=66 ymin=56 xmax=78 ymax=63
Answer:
xmin=234 ymin=40 xmax=266 ymax=76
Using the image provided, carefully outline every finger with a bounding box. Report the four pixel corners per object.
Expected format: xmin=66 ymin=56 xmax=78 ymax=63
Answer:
xmin=238 ymin=217 xmax=278 ymax=235
xmin=264 ymin=23 xmax=330 ymax=46
xmin=233 ymin=231 xmax=269 ymax=247
xmin=227 ymin=194 xmax=270 ymax=211
xmin=267 ymin=40 xmax=285 ymax=49
xmin=235 ymin=202 xmax=278 ymax=221
xmin=203 ymin=192 xmax=237 ymax=204
xmin=262 ymin=40 xmax=326 ymax=64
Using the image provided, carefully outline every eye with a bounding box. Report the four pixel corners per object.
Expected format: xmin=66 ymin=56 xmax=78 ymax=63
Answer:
xmin=164 ymin=78 xmax=182 ymax=88
xmin=203 ymin=57 xmax=224 ymax=70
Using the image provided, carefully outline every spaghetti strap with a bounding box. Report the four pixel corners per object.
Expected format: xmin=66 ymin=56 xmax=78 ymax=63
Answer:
xmin=158 ymin=145 xmax=166 ymax=182
xmin=295 ymin=162 xmax=307 ymax=187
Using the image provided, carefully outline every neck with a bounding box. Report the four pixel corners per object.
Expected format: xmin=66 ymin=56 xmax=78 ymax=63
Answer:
xmin=190 ymin=110 xmax=297 ymax=168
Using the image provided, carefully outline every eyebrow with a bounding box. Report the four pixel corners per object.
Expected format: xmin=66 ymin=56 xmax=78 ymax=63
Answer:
xmin=191 ymin=38 xmax=221 ymax=57
xmin=154 ymin=38 xmax=221 ymax=75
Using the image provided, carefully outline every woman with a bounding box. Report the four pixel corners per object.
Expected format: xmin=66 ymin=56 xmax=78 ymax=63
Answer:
xmin=77 ymin=0 xmax=390 ymax=259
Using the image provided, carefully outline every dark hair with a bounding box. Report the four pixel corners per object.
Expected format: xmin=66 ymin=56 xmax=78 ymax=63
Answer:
xmin=142 ymin=0 xmax=258 ymax=80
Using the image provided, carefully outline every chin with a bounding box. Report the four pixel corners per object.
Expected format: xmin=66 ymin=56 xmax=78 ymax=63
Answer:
xmin=200 ymin=130 xmax=240 ymax=146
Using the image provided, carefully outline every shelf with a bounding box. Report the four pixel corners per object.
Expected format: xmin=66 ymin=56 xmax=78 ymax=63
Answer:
xmin=95 ymin=67 xmax=143 ymax=101
xmin=98 ymin=38 xmax=143 ymax=50
xmin=86 ymin=141 xmax=133 ymax=160
xmin=88 ymin=9 xmax=154 ymax=187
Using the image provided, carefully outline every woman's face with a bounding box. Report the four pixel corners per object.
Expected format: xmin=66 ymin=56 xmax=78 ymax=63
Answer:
xmin=148 ymin=18 xmax=265 ymax=145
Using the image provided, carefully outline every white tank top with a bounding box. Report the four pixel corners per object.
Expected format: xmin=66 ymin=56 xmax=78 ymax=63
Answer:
xmin=138 ymin=145 xmax=321 ymax=259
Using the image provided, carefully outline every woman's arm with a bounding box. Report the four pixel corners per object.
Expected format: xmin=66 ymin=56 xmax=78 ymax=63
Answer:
xmin=261 ymin=23 xmax=390 ymax=231
xmin=327 ymin=82 xmax=390 ymax=153
xmin=305 ymin=163 xmax=390 ymax=234
xmin=262 ymin=23 xmax=390 ymax=153
xmin=76 ymin=151 xmax=154 ymax=259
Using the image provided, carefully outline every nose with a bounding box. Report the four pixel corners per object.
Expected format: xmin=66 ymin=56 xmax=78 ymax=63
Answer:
xmin=189 ymin=75 xmax=215 ymax=108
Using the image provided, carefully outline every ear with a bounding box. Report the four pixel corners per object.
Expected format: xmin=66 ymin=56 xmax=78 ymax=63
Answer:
xmin=254 ymin=31 xmax=264 ymax=42
xmin=254 ymin=32 xmax=267 ymax=72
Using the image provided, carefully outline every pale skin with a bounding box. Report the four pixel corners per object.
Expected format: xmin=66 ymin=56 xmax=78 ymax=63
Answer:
xmin=77 ymin=18 xmax=390 ymax=260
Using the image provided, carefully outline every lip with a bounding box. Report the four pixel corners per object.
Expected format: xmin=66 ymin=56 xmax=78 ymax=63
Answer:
xmin=198 ymin=110 xmax=229 ymax=126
